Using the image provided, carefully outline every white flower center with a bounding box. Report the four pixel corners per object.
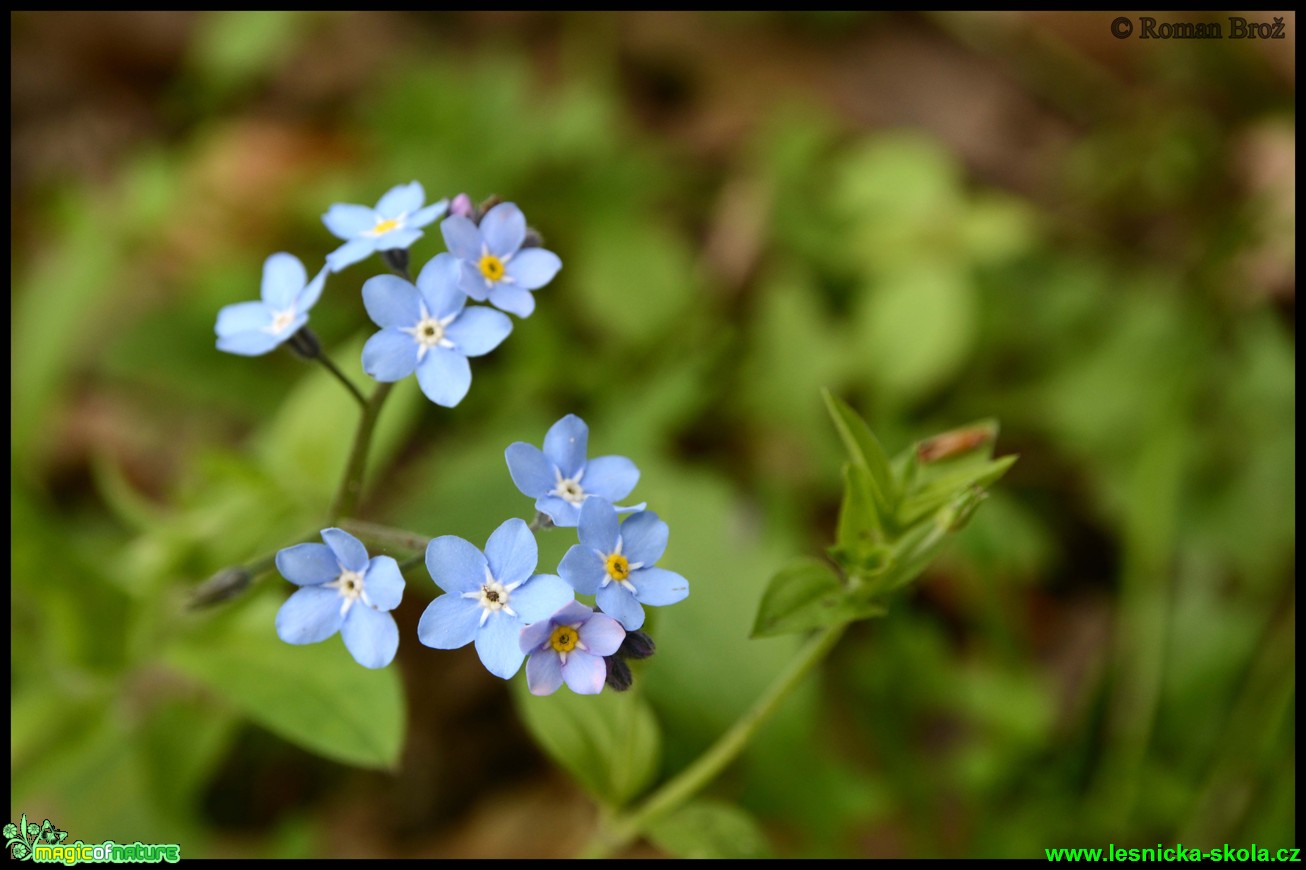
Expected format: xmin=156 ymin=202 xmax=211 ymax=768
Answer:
xmin=267 ymin=307 xmax=297 ymax=335
xmin=551 ymin=467 xmax=588 ymax=505
xmin=402 ymin=304 xmax=457 ymax=358
xmin=462 ymin=567 xmax=524 ymax=626
xmin=326 ymin=568 xmax=371 ymax=617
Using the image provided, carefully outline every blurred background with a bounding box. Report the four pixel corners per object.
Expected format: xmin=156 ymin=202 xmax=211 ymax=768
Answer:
xmin=10 ymin=11 xmax=1295 ymax=858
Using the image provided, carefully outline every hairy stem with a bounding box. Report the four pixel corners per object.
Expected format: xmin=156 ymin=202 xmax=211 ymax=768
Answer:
xmin=338 ymin=518 xmax=431 ymax=555
xmin=329 ymin=382 xmax=394 ymax=523
xmin=578 ymin=622 xmax=848 ymax=858
xmin=315 ymin=353 xmax=367 ymax=407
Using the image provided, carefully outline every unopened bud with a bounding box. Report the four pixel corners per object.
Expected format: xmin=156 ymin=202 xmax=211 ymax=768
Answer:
xmin=618 ymin=630 xmax=656 ymax=660
xmin=189 ymin=566 xmax=252 ymax=609
xmin=285 ymin=326 xmax=322 ymax=360
xmin=521 ymin=228 xmax=544 ymax=249
xmin=917 ymin=425 xmax=994 ymax=463
xmin=605 ymin=656 xmax=633 ymax=692
xmin=450 ymin=193 xmax=475 ymax=218
xmin=380 ymin=248 xmax=411 ymax=278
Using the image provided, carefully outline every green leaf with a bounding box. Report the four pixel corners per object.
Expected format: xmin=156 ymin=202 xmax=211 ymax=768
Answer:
xmin=836 ymin=462 xmax=884 ymax=547
xmin=897 ymin=455 xmax=1017 ymax=529
xmin=647 ymin=799 xmax=774 ymax=859
xmin=752 ymin=558 xmax=886 ymax=638
xmin=821 ymin=389 xmax=895 ymax=518
xmin=512 ymin=680 xmax=661 ymax=808
xmin=164 ymin=598 xmax=404 ymax=770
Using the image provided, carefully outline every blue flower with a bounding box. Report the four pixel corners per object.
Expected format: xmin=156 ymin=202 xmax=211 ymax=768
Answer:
xmin=418 ymin=519 xmax=575 ymax=679
xmin=440 ymin=202 xmax=561 ymax=318
xmin=275 ymin=528 xmax=405 ymax=669
xmin=215 ymin=253 xmax=326 ymax=356
xmin=360 ymin=253 xmax=512 ymax=407
xmin=559 ymin=499 xmax=689 ymax=631
xmin=519 ymin=601 xmax=625 ymax=696
xmin=505 ymin=414 xmax=644 ymax=528
xmin=323 ymin=181 xmax=449 ymax=273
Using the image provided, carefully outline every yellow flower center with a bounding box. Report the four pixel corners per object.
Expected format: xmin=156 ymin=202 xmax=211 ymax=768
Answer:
xmin=605 ymin=553 xmax=630 ymax=582
xmin=550 ymin=624 xmax=579 ymax=653
xmin=478 ymin=253 xmax=506 ymax=282
xmin=370 ymin=217 xmax=401 ymax=235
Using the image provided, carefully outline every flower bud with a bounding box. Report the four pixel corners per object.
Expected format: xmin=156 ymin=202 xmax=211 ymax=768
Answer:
xmin=605 ymin=656 xmax=633 ymax=692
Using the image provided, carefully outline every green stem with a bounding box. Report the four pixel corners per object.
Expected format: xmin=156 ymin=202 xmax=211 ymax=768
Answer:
xmin=578 ymin=621 xmax=849 ymax=858
xmin=329 ymin=382 xmax=394 ymax=523
xmin=315 ymin=353 xmax=367 ymax=408
xmin=337 ymin=518 xmax=431 ymax=555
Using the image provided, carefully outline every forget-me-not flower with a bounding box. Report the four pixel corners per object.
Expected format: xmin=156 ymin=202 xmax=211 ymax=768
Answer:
xmin=505 ymin=414 xmax=643 ymax=528
xmin=418 ymin=519 xmax=575 ymax=679
xmin=440 ymin=202 xmax=561 ymax=318
xmin=559 ymin=498 xmax=689 ymax=631
xmin=275 ymin=528 xmax=404 ymax=669
xmin=215 ymin=252 xmax=326 ymax=356
xmin=323 ymin=181 xmax=448 ymax=273
xmin=519 ymin=601 xmax=625 ymax=696
xmin=361 ymin=253 xmax=512 ymax=407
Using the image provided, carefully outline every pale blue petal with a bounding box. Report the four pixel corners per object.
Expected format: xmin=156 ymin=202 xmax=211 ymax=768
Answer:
xmin=376 ymin=181 xmax=424 ymax=218
xmin=341 ymin=606 xmax=399 ymax=668
xmin=217 ymin=329 xmax=284 ymax=356
xmin=362 ymin=274 xmax=422 ymax=328
xmin=481 ymin=202 xmax=526 ymax=257
xmin=520 ymin=618 xmax=557 ymax=655
xmin=618 ymin=511 xmax=668 ymax=568
xmin=545 ymin=414 xmax=589 ymax=478
xmin=584 ymin=456 xmax=640 ymax=502
xmin=508 ymin=574 xmax=574 ymax=623
xmin=215 ymin=301 xmax=272 ymax=336
xmin=441 ymin=214 xmax=483 ymax=261
xmin=416 ymin=252 xmax=467 ymax=320
xmin=274 ymin=312 xmax=309 ymax=339
xmin=485 ymin=518 xmax=537 ymax=586
xmin=322 ymin=203 xmax=376 ymax=239
xmin=558 ymin=546 xmax=606 ymax=596
xmin=275 ymin=542 xmax=339 ymax=586
xmin=535 ymin=495 xmax=582 ymax=528
xmin=327 ymin=237 xmax=379 ymax=272
xmin=362 ymin=329 xmax=419 ymax=382
xmin=554 ymin=600 xmax=599 ymax=625
xmin=296 ymin=266 xmax=329 ymax=312
xmin=487 ymin=283 xmax=535 ymax=318
xmin=562 ymin=651 xmax=607 ymax=695
xmin=505 ymin=248 xmax=561 ymax=290
xmin=321 ymin=528 xmax=368 ymax=573
xmin=375 ymin=227 xmax=423 ymax=251
xmin=475 ymin=612 xmax=526 ymax=679
xmin=446 ymin=306 xmax=511 ymax=357
xmin=363 ymin=555 xmax=405 ymax=611
xmin=425 ymin=535 xmax=488 ymax=594
xmin=409 ymin=199 xmax=449 ymax=229
xmin=526 ymin=649 xmax=564 ymax=695
xmin=597 ymin=582 xmax=645 ymax=631
xmin=418 ymin=594 xmax=481 ymax=649
xmin=577 ymin=612 xmax=625 ymax=657
xmin=276 ymin=587 xmax=344 ymax=644
xmin=458 ymin=260 xmax=492 ymax=301
xmin=616 ymin=501 xmax=648 ymax=514
xmin=415 ymin=347 xmax=472 ymax=407
xmin=577 ymin=497 xmax=619 ymax=554
xmin=505 ymin=442 xmax=554 ymax=498
xmin=261 ymin=253 xmax=307 ymax=309
xmin=633 ymin=567 xmax=690 ymax=606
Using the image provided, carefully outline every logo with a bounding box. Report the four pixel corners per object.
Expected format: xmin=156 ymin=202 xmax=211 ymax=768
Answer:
xmin=4 ymin=814 xmax=180 ymax=864
xmin=1110 ymin=15 xmax=1287 ymax=40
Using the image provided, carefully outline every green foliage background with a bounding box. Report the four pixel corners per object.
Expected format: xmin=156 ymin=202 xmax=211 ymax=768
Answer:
xmin=10 ymin=11 xmax=1295 ymax=858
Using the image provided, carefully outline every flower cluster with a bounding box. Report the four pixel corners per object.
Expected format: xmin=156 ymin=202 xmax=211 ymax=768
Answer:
xmin=214 ymin=182 xmax=561 ymax=407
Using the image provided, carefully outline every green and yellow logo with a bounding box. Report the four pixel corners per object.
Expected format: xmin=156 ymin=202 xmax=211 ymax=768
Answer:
xmin=4 ymin=814 xmax=180 ymax=864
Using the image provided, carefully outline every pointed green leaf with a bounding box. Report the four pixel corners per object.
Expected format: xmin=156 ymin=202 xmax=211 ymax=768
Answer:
xmin=821 ymin=389 xmax=896 ymax=516
xmin=512 ymin=679 xmax=661 ymax=808
xmin=647 ymin=799 xmax=774 ymax=859
xmin=836 ymin=462 xmax=883 ymax=545
xmin=897 ymin=455 xmax=1017 ymax=528
xmin=752 ymin=558 xmax=886 ymax=638
xmin=164 ymin=599 xmax=404 ymax=770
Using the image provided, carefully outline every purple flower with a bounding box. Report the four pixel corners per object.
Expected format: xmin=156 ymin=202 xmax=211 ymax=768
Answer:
xmin=417 ymin=519 xmax=575 ymax=679
xmin=558 ymin=499 xmax=689 ymax=631
xmin=360 ymin=253 xmax=512 ymax=407
xmin=274 ymin=529 xmax=404 ymax=669
xmin=440 ymin=202 xmax=561 ymax=318
xmin=505 ymin=414 xmax=643 ymax=528
xmin=215 ymin=253 xmax=326 ymax=356
xmin=323 ymin=181 xmax=448 ymax=273
xmin=519 ymin=601 xmax=625 ymax=695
